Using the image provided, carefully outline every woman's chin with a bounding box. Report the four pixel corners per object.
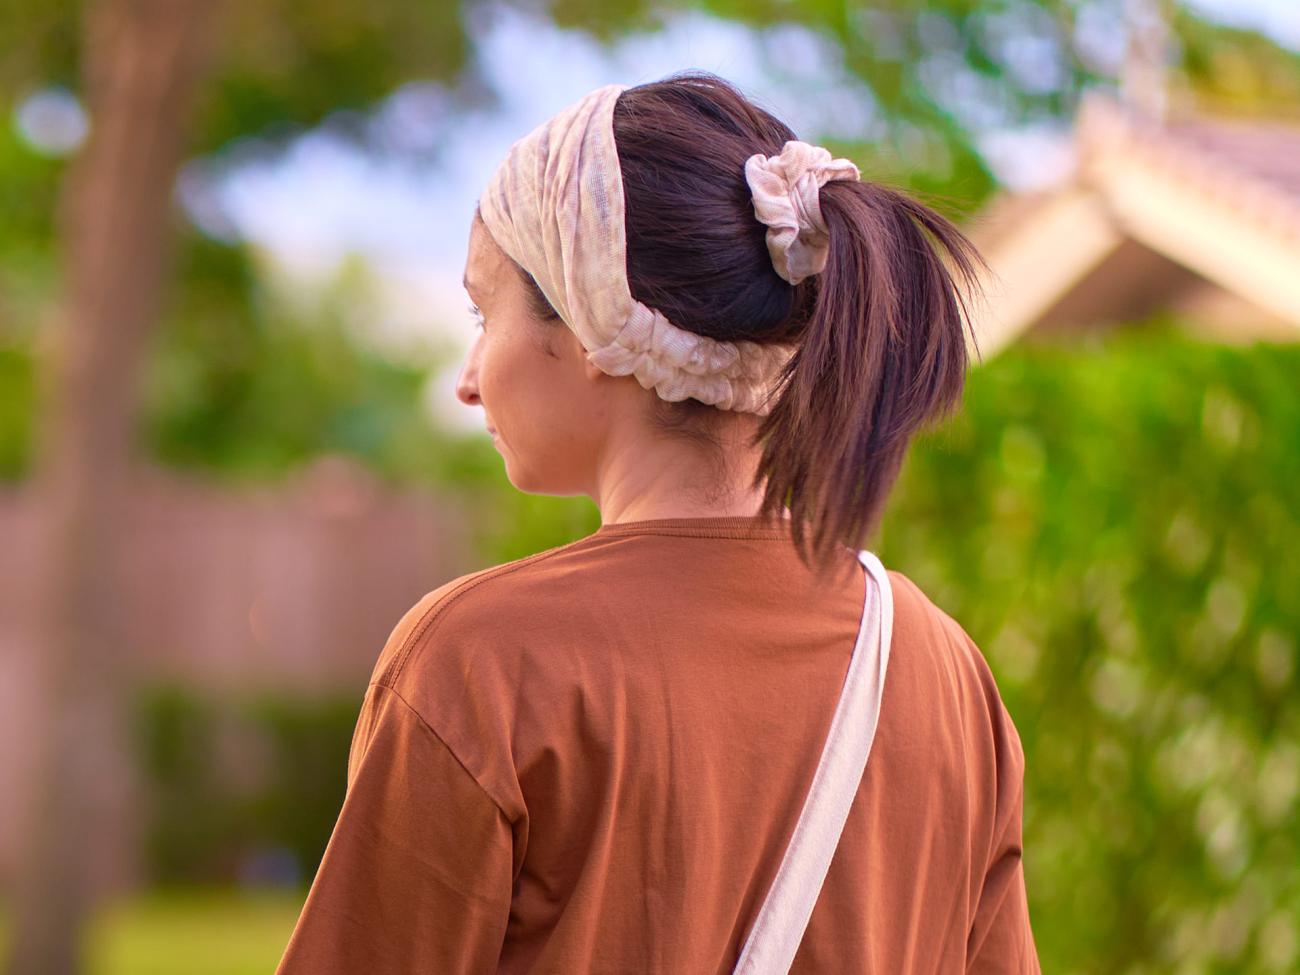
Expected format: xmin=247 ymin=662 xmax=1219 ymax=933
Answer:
xmin=502 ymin=463 xmax=543 ymax=494
xmin=498 ymin=454 xmax=557 ymax=495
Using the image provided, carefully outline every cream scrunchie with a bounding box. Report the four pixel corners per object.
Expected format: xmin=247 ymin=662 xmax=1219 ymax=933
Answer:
xmin=745 ymin=141 xmax=861 ymax=285
xmin=477 ymin=82 xmax=853 ymax=416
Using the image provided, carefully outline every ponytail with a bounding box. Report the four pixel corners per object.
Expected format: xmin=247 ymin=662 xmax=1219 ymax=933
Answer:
xmin=751 ymin=180 xmax=985 ymax=579
xmin=611 ymin=71 xmax=984 ymax=579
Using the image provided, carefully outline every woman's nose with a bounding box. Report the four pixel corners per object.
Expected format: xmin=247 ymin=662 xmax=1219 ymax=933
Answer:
xmin=456 ymin=342 xmax=481 ymax=407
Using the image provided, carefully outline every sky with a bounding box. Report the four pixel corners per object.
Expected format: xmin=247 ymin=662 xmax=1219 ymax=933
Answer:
xmin=1186 ymin=0 xmax=1300 ymax=49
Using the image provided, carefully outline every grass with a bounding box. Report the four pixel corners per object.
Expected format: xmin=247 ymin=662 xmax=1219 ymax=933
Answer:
xmin=1 ymin=888 xmax=304 ymax=975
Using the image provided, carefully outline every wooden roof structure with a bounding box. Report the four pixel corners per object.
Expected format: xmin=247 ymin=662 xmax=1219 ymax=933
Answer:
xmin=967 ymin=93 xmax=1300 ymax=355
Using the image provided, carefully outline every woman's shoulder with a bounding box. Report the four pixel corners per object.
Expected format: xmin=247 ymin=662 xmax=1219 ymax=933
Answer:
xmin=367 ymin=530 xmax=615 ymax=687
xmin=884 ymin=568 xmax=1013 ymax=712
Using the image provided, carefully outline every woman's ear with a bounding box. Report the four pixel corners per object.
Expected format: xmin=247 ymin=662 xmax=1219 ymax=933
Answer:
xmin=568 ymin=331 xmax=605 ymax=383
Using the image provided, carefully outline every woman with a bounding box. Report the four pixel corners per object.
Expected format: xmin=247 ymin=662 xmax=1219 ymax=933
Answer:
xmin=277 ymin=71 xmax=1040 ymax=974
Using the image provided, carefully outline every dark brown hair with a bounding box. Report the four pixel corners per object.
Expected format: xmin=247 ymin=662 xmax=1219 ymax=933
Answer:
xmin=613 ymin=71 xmax=983 ymax=577
xmin=491 ymin=70 xmax=985 ymax=578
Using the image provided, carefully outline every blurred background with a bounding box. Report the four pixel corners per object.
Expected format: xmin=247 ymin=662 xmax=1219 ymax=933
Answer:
xmin=1 ymin=0 xmax=1297 ymax=972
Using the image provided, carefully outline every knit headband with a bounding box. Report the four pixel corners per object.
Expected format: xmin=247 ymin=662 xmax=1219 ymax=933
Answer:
xmin=477 ymin=82 xmax=861 ymax=416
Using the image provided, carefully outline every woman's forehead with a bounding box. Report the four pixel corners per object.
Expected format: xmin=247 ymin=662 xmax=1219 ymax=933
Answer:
xmin=465 ymin=223 xmax=520 ymax=304
xmin=465 ymin=221 xmax=512 ymax=295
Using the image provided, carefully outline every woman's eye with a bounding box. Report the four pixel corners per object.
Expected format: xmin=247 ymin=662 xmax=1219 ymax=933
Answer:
xmin=468 ymin=303 xmax=485 ymax=331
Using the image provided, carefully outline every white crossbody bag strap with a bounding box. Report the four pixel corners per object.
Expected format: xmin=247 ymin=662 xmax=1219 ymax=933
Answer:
xmin=732 ymin=549 xmax=894 ymax=975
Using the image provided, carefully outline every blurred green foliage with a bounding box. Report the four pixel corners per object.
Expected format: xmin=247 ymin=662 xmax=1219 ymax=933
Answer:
xmin=0 ymin=340 xmax=33 ymax=479
xmin=0 ymin=118 xmax=59 ymax=479
xmin=139 ymin=234 xmax=457 ymax=484
xmin=880 ymin=325 xmax=1300 ymax=974
xmin=132 ymin=684 xmax=358 ymax=887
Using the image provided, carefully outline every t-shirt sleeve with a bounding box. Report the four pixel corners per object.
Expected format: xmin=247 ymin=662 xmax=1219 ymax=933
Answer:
xmin=276 ymin=680 xmax=514 ymax=974
xmin=966 ymin=697 xmax=1042 ymax=974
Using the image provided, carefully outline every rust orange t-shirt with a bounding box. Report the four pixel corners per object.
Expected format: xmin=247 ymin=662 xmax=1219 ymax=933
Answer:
xmin=276 ymin=515 xmax=1041 ymax=973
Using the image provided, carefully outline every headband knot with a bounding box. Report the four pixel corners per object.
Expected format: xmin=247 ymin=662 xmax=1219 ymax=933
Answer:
xmin=744 ymin=140 xmax=861 ymax=285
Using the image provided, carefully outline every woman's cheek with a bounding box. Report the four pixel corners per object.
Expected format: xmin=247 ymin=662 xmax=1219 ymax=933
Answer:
xmin=477 ymin=335 xmax=504 ymax=405
xmin=480 ymin=334 xmax=528 ymax=433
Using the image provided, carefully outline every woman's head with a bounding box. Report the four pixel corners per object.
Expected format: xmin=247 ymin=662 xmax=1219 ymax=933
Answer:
xmin=458 ymin=70 xmax=983 ymax=575
xmin=459 ymin=207 xmax=770 ymax=504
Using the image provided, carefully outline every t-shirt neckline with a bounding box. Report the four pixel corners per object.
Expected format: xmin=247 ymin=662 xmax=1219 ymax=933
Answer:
xmin=592 ymin=514 xmax=795 ymax=539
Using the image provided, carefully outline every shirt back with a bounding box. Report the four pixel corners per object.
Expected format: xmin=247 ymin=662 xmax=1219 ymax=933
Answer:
xmin=276 ymin=514 xmax=1041 ymax=974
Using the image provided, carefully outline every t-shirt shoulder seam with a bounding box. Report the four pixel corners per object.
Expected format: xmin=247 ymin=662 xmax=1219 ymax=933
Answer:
xmin=378 ymin=533 xmax=604 ymax=684
xmin=369 ymin=680 xmax=515 ymax=823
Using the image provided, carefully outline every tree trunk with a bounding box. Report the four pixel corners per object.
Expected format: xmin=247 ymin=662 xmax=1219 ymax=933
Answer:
xmin=5 ymin=1 xmax=225 ymax=972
